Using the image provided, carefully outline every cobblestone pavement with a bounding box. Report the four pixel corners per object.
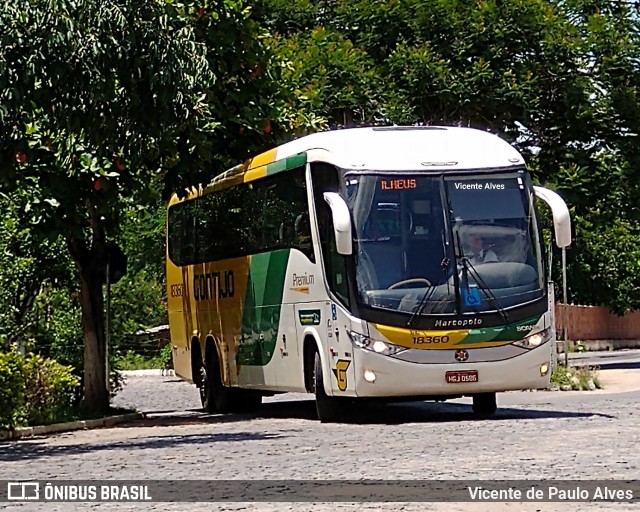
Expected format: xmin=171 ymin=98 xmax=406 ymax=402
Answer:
xmin=1 ymin=369 xmax=639 ymax=512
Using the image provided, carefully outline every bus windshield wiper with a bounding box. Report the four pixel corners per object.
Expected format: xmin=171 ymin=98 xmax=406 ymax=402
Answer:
xmin=459 ymin=256 xmax=509 ymax=323
xmin=407 ymin=258 xmax=450 ymax=327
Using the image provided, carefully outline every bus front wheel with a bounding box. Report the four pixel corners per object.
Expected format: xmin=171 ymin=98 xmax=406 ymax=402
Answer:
xmin=472 ymin=392 xmax=497 ymax=416
xmin=313 ymin=352 xmax=348 ymax=423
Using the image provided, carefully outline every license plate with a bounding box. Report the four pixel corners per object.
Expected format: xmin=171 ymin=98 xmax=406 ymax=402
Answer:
xmin=446 ymin=370 xmax=479 ymax=383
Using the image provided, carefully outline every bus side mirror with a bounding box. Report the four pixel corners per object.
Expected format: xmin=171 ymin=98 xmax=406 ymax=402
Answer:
xmin=533 ymin=186 xmax=572 ymax=248
xmin=323 ymin=192 xmax=353 ymax=255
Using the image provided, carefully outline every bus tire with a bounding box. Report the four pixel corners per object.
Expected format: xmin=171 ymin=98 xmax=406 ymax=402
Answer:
xmin=472 ymin=392 xmax=497 ymax=416
xmin=202 ymin=349 xmax=234 ymax=413
xmin=313 ymin=351 xmax=347 ymax=423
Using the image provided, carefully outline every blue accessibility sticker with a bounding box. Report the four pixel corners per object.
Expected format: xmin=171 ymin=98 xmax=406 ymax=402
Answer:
xmin=463 ymin=287 xmax=482 ymax=307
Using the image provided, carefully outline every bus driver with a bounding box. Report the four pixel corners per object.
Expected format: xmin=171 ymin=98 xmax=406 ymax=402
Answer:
xmin=465 ymin=233 xmax=498 ymax=264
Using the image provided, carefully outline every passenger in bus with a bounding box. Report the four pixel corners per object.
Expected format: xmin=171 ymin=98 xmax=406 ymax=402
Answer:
xmin=465 ymin=233 xmax=498 ymax=264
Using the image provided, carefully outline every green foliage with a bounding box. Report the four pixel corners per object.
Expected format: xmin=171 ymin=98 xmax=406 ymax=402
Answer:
xmin=0 ymin=0 xmax=281 ymax=412
xmin=0 ymin=193 xmax=73 ymax=346
xmin=0 ymin=347 xmax=26 ymax=430
xmin=32 ymin=287 xmax=84 ymax=368
xmin=118 ymin=202 xmax=166 ymax=281
xmin=269 ymin=26 xmax=390 ymax=133
xmin=0 ymin=348 xmax=80 ymax=429
xmin=22 ymin=354 xmax=80 ymax=426
xmin=257 ymin=0 xmax=640 ymax=312
xmin=551 ymin=364 xmax=601 ymax=391
xmin=568 ymin=216 xmax=640 ymax=314
xmin=160 ymin=344 xmax=174 ymax=370
xmin=111 ymin=268 xmax=167 ymax=340
xmin=115 ymin=346 xmax=173 ymax=371
xmin=115 ymin=351 xmax=153 ymax=371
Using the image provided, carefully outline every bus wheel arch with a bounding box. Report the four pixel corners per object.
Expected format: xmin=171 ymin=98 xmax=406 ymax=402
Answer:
xmin=201 ymin=336 xmax=232 ymax=413
xmin=303 ymin=334 xmax=322 ymax=393
xmin=303 ymin=333 xmax=349 ymax=422
xmin=191 ymin=337 xmax=203 ymax=388
xmin=204 ymin=336 xmax=219 ymax=372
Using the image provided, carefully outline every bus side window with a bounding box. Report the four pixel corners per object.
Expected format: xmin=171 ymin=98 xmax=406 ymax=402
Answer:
xmin=312 ymin=163 xmax=349 ymax=306
xmin=267 ymin=167 xmax=314 ymax=261
xmin=168 ymin=200 xmax=199 ymax=266
xmin=167 ymin=205 xmax=183 ymax=265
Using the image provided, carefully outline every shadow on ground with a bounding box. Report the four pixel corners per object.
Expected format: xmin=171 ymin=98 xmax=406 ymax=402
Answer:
xmin=104 ymin=397 xmax=612 ymax=429
xmin=0 ymin=430 xmax=284 ymax=462
xmin=0 ymin=399 xmax=614 ymax=461
xmin=592 ymin=361 xmax=640 ymax=370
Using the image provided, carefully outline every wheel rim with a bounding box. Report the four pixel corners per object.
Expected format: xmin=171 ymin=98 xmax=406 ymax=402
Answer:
xmin=199 ymin=366 xmax=208 ymax=405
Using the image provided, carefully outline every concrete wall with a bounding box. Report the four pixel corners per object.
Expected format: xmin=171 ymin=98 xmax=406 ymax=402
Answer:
xmin=555 ymin=303 xmax=640 ymax=341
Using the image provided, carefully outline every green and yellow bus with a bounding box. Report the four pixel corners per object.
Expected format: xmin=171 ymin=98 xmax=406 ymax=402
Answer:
xmin=166 ymin=126 xmax=571 ymax=422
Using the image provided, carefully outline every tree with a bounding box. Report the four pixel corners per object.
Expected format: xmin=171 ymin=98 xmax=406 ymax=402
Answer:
xmin=0 ymin=192 xmax=72 ymax=347
xmin=0 ymin=0 xmax=278 ymax=413
xmin=258 ymin=0 xmax=640 ymax=312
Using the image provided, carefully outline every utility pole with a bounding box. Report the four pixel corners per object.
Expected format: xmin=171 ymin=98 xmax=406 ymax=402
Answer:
xmin=562 ymin=247 xmax=569 ymax=367
xmin=105 ymin=261 xmax=111 ymax=395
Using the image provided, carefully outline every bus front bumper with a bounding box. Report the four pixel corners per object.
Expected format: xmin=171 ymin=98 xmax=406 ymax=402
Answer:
xmin=350 ymin=345 xmax=553 ymax=398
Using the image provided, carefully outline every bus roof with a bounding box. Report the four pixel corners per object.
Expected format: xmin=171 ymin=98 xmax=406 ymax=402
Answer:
xmin=172 ymin=126 xmax=525 ymax=204
xmin=260 ymin=126 xmax=524 ymax=172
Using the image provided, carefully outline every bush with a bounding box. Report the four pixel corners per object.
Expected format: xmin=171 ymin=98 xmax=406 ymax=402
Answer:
xmin=0 ymin=349 xmax=80 ymax=429
xmin=160 ymin=344 xmax=173 ymax=370
xmin=115 ymin=345 xmax=173 ymax=371
xmin=0 ymin=347 xmax=26 ymax=430
xmin=22 ymin=354 xmax=80 ymax=426
xmin=551 ymin=364 xmax=601 ymax=391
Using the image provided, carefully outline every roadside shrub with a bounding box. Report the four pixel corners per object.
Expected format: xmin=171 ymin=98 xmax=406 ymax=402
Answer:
xmin=0 ymin=351 xmax=80 ymax=429
xmin=0 ymin=347 xmax=26 ymax=430
xmin=22 ymin=354 xmax=80 ymax=426
xmin=551 ymin=364 xmax=601 ymax=391
xmin=115 ymin=350 xmax=150 ymax=370
xmin=160 ymin=344 xmax=173 ymax=370
xmin=115 ymin=346 xmax=173 ymax=371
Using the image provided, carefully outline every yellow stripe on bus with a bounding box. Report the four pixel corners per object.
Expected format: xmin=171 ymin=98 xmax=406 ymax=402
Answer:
xmin=373 ymin=324 xmax=469 ymax=349
xmin=248 ymin=148 xmax=278 ymax=170
xmin=244 ymin=165 xmax=268 ymax=183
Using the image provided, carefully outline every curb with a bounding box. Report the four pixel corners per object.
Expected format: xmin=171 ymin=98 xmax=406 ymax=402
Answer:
xmin=120 ymin=369 xmax=176 ymax=377
xmin=0 ymin=412 xmax=144 ymax=442
xmin=557 ymin=339 xmax=640 ymax=353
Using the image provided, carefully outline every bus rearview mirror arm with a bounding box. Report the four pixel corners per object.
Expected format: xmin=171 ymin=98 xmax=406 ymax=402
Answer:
xmin=533 ymin=186 xmax=572 ymax=248
xmin=323 ymin=192 xmax=353 ymax=255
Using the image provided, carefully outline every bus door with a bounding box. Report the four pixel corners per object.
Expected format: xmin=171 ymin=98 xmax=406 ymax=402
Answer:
xmin=272 ymin=304 xmax=304 ymax=391
xmin=295 ymin=301 xmax=356 ymax=396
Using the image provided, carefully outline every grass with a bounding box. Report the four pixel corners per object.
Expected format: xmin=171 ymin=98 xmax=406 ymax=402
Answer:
xmin=115 ymin=347 xmax=172 ymax=371
xmin=116 ymin=351 xmax=163 ymax=370
xmin=551 ymin=364 xmax=602 ymax=391
xmin=115 ymin=345 xmax=173 ymax=370
xmin=566 ymin=341 xmax=587 ymax=353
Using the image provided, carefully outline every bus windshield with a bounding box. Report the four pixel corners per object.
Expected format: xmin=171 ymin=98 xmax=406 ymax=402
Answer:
xmin=345 ymin=172 xmax=544 ymax=318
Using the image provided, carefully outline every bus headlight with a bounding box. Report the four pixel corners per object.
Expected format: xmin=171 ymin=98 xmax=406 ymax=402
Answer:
xmin=346 ymin=329 xmax=407 ymax=356
xmin=513 ymin=328 xmax=550 ymax=349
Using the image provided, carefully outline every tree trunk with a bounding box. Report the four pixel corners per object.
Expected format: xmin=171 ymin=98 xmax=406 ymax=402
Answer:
xmin=68 ymin=200 xmax=110 ymax=415
xmin=78 ymin=261 xmax=109 ymax=414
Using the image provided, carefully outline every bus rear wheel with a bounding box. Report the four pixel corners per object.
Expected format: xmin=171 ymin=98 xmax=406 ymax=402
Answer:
xmin=201 ymin=351 xmax=234 ymax=413
xmin=201 ymin=352 xmax=262 ymax=414
xmin=313 ymin=352 xmax=348 ymax=423
xmin=472 ymin=392 xmax=497 ymax=416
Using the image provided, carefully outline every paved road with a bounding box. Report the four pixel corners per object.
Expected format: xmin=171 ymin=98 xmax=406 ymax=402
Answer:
xmin=1 ymin=367 xmax=639 ymax=512
xmin=568 ymin=348 xmax=640 ymax=370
